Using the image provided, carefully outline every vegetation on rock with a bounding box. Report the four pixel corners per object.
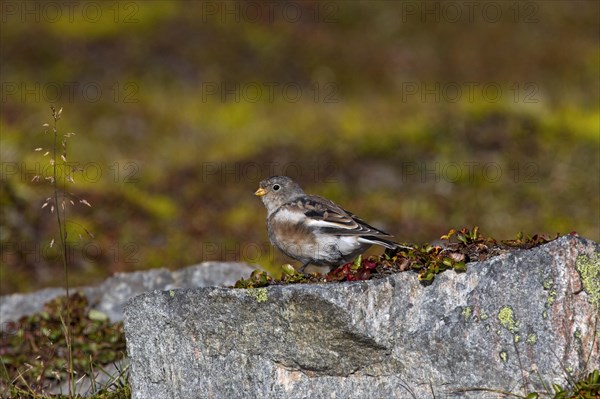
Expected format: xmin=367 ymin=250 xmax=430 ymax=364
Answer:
xmin=234 ymin=227 xmax=560 ymax=288
xmin=0 ymin=293 xmax=127 ymax=398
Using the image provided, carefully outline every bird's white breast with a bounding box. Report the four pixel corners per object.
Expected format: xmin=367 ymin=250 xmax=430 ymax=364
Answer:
xmin=273 ymin=208 xmax=306 ymax=224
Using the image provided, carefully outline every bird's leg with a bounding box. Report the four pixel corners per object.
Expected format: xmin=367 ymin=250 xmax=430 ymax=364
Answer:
xmin=298 ymin=262 xmax=310 ymax=275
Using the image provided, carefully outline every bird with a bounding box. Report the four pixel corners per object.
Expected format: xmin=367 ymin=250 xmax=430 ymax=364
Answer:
xmin=254 ymin=176 xmax=405 ymax=274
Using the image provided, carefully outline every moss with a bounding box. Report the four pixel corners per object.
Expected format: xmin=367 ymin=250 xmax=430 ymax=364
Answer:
xmin=499 ymin=351 xmax=508 ymax=362
xmin=462 ymin=306 xmax=472 ymax=321
xmin=498 ymin=306 xmax=518 ymax=334
xmin=247 ymin=287 xmax=268 ymax=303
xmin=546 ymin=289 xmax=557 ymax=308
xmin=574 ymin=328 xmax=583 ymax=345
xmin=576 ymin=254 xmax=600 ymax=308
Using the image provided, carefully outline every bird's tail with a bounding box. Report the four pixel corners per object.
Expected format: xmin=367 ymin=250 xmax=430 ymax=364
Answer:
xmin=359 ymin=236 xmax=413 ymax=251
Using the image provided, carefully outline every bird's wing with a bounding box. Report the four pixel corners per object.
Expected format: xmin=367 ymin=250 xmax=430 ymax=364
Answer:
xmin=289 ymin=195 xmax=394 ymax=238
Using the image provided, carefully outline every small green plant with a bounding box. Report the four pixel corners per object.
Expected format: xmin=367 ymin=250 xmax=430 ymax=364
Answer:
xmin=37 ymin=106 xmax=89 ymax=397
xmin=234 ymin=269 xmax=275 ymax=288
xmin=547 ymin=369 xmax=599 ymax=399
xmin=454 ymin=369 xmax=599 ymax=399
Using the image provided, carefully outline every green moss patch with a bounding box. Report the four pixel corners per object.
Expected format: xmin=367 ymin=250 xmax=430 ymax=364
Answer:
xmin=576 ymin=253 xmax=600 ymax=308
xmin=247 ymin=288 xmax=269 ymax=303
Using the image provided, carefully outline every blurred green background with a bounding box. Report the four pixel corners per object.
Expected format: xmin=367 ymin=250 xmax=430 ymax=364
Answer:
xmin=1 ymin=1 xmax=598 ymax=294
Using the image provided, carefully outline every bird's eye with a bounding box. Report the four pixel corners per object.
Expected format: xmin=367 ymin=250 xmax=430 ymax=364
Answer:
xmin=273 ymin=184 xmax=280 ymax=191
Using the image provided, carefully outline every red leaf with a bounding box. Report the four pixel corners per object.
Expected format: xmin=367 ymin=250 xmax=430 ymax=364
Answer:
xmin=363 ymin=260 xmax=377 ymax=270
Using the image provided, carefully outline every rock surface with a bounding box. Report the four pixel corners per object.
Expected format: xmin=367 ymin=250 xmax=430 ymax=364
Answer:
xmin=1 ymin=262 xmax=251 ymax=323
xmin=124 ymin=235 xmax=600 ymax=399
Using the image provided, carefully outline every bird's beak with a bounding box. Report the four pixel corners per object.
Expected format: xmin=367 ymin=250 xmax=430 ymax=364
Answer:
xmin=254 ymin=187 xmax=267 ymax=197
